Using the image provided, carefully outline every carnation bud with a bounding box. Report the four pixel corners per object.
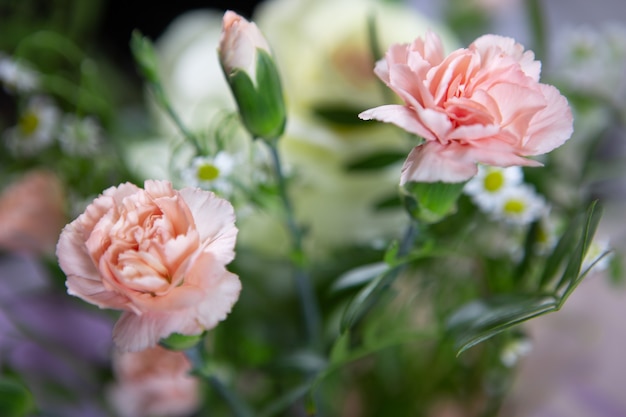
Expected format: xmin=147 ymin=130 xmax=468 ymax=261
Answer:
xmin=218 ymin=11 xmax=286 ymax=141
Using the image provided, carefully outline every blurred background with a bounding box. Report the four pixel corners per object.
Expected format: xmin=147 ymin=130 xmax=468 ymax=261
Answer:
xmin=1 ymin=0 xmax=625 ymax=416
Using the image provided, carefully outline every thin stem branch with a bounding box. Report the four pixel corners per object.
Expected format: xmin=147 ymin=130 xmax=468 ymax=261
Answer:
xmin=149 ymin=81 xmax=204 ymax=154
xmin=185 ymin=346 xmax=255 ymax=417
xmin=266 ymin=141 xmax=321 ymax=350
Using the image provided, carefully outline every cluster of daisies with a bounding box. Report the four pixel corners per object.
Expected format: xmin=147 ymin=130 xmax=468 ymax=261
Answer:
xmin=0 ymin=54 xmax=103 ymax=158
xmin=464 ymin=165 xmax=547 ymax=226
xmin=464 ymin=164 xmax=612 ymax=271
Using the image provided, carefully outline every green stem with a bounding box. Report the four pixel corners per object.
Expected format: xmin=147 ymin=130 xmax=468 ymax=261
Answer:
xmin=184 ymin=346 xmax=255 ymax=417
xmin=526 ymin=0 xmax=547 ymax=63
xmin=266 ymin=141 xmax=321 ymax=350
xmin=208 ymin=376 xmax=256 ymax=417
xmin=149 ymin=81 xmax=204 ymax=154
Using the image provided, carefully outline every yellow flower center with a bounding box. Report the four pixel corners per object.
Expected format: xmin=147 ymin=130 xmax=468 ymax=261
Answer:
xmin=503 ymin=199 xmax=526 ymax=214
xmin=197 ymin=163 xmax=220 ymax=182
xmin=19 ymin=111 xmax=39 ymax=136
xmin=483 ymin=171 xmax=504 ymax=192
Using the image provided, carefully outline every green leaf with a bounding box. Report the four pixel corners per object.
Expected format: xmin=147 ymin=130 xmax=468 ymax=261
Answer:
xmin=345 ymin=151 xmax=407 ymax=171
xmin=259 ymin=382 xmax=313 ymax=417
xmin=448 ymin=295 xmax=558 ymax=356
xmin=373 ymin=194 xmax=403 ymax=211
xmin=130 ymin=30 xmax=161 ymax=84
xmin=383 ymin=240 xmax=400 ymax=266
xmin=312 ymin=104 xmax=371 ymax=126
xmin=340 ymin=266 xmax=400 ymax=332
xmin=0 ymin=377 xmax=35 ymax=417
xmin=539 ymin=210 xmax=585 ymax=289
xmin=329 ymin=331 xmax=351 ymax=364
xmin=330 ymin=262 xmax=389 ymax=292
xmin=554 ymin=201 xmax=602 ymax=294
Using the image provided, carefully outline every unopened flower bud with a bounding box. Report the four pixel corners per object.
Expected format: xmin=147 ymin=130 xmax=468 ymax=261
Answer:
xmin=218 ymin=11 xmax=286 ymax=141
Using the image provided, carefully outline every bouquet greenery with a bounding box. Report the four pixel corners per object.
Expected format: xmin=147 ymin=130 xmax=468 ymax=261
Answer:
xmin=0 ymin=1 xmax=624 ymax=416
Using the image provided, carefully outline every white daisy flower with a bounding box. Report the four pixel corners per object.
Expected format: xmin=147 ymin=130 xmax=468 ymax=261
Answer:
xmin=3 ymin=96 xmax=59 ymax=156
xmin=500 ymin=337 xmax=533 ymax=367
xmin=0 ymin=54 xmax=39 ymax=93
xmin=490 ymin=184 xmax=548 ymax=225
xmin=582 ymin=238 xmax=612 ymax=274
xmin=464 ymin=165 xmax=524 ymax=211
xmin=58 ymin=114 xmax=103 ymax=156
xmin=180 ymin=153 xmax=236 ymax=196
xmin=550 ymin=24 xmax=626 ymax=106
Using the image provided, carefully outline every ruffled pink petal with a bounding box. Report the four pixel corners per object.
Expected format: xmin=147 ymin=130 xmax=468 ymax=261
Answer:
xmin=179 ymin=188 xmax=238 ymax=264
xmin=401 ymin=142 xmax=479 ymax=184
xmin=522 ymin=83 xmax=574 ymax=155
xmin=113 ymin=311 xmax=184 ymax=352
xmin=461 ymin=139 xmax=544 ymax=167
xmin=417 ymin=108 xmax=453 ymax=142
xmin=447 ymin=124 xmax=500 ymax=141
xmin=56 ymin=222 xmax=102 ymax=284
xmin=471 ymin=34 xmax=541 ymax=81
xmin=128 ymin=284 xmax=206 ymax=312
xmin=359 ymin=105 xmax=436 ymax=140
xmin=388 ymin=64 xmax=434 ymax=109
xmin=182 ymin=252 xmax=241 ymax=329
xmin=486 ymin=82 xmax=547 ymax=141
xmin=65 ymin=274 xmax=129 ymax=309
xmin=410 ymin=30 xmax=446 ymax=67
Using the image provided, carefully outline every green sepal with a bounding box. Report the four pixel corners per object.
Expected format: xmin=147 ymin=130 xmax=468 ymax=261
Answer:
xmin=159 ymin=332 xmax=205 ymax=351
xmin=225 ymin=49 xmax=286 ymax=141
xmin=401 ymin=181 xmax=466 ymax=223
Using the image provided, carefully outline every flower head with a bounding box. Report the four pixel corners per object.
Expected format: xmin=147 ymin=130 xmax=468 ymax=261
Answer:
xmin=0 ymin=54 xmax=39 ymax=93
xmin=219 ymin=11 xmax=272 ymax=84
xmin=359 ymin=32 xmax=573 ymax=184
xmin=4 ymin=96 xmax=60 ymax=156
xmin=464 ymin=165 xmax=524 ymax=211
xmin=490 ymin=184 xmax=547 ymax=225
xmin=58 ymin=115 xmax=103 ymax=156
xmin=218 ymin=11 xmax=286 ymax=140
xmin=0 ymin=170 xmax=66 ymax=255
xmin=56 ymin=180 xmax=241 ymax=351
xmin=180 ymin=153 xmax=236 ymax=196
xmin=107 ymin=346 xmax=200 ymax=417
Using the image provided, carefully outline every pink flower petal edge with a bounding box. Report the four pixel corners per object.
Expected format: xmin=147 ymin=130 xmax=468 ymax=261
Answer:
xmin=360 ymin=31 xmax=573 ymax=183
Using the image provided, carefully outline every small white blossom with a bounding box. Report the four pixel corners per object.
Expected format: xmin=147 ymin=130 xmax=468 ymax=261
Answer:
xmin=58 ymin=114 xmax=103 ymax=156
xmin=582 ymin=238 xmax=613 ymax=274
xmin=500 ymin=337 xmax=533 ymax=367
xmin=490 ymin=184 xmax=548 ymax=225
xmin=180 ymin=153 xmax=236 ymax=195
xmin=464 ymin=165 xmax=524 ymax=211
xmin=3 ymin=96 xmax=59 ymax=156
xmin=551 ymin=24 xmax=626 ymax=107
xmin=0 ymin=54 xmax=39 ymax=93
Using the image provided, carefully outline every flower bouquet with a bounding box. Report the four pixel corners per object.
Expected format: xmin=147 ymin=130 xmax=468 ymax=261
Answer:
xmin=0 ymin=0 xmax=624 ymax=416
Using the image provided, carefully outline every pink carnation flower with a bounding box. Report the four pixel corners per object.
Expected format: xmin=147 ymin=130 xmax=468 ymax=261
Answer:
xmin=56 ymin=180 xmax=241 ymax=351
xmin=359 ymin=32 xmax=573 ymax=184
xmin=108 ymin=346 xmax=200 ymax=417
xmin=0 ymin=170 xmax=66 ymax=255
